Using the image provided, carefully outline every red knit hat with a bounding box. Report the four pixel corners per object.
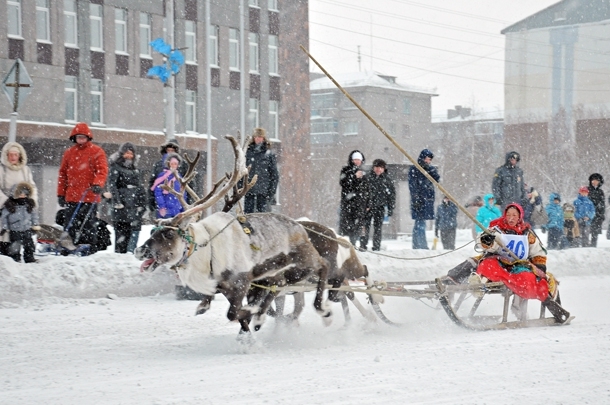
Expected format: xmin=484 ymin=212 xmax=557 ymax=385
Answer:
xmin=69 ymin=122 xmax=93 ymax=142
xmin=579 ymin=186 xmax=589 ymax=194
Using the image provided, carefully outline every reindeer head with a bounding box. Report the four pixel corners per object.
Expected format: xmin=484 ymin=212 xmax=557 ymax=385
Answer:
xmin=136 ymin=135 xmax=251 ymax=272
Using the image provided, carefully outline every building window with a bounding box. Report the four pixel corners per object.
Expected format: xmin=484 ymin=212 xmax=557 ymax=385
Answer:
xmin=90 ymin=4 xmax=104 ymax=51
xmin=64 ymin=0 xmax=77 ymax=47
xmin=268 ymin=34 xmax=278 ymax=75
xmin=36 ymin=0 xmax=50 ymax=42
xmin=388 ymin=98 xmax=396 ymax=112
xmin=65 ymin=76 xmax=78 ymax=122
xmin=268 ymin=0 xmax=278 ymax=11
xmin=248 ymin=98 xmax=259 ymax=134
xmin=91 ymin=78 xmax=103 ymax=124
xmin=311 ymin=93 xmax=336 ymax=116
xmin=403 ymin=98 xmax=411 ymax=115
xmin=7 ymin=0 xmax=22 ymax=37
xmin=114 ymin=8 xmax=127 ymax=54
xmin=269 ymin=100 xmax=279 ymax=140
xmin=139 ymin=13 xmax=151 ymax=58
xmin=249 ymin=33 xmax=259 ymax=73
xmin=208 ymin=25 xmax=219 ymax=67
xmin=184 ymin=20 xmax=196 ymax=63
xmin=249 ymin=0 xmax=259 ymax=6
xmin=344 ymin=120 xmax=358 ymax=135
xmin=185 ymin=90 xmax=197 ymax=132
xmin=229 ymin=28 xmax=240 ymax=71
xmin=311 ymin=117 xmax=339 ymax=144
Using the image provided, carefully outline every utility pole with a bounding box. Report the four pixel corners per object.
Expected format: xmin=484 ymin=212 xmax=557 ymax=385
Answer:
xmin=206 ymin=0 xmax=213 ymax=215
xmin=166 ymin=0 xmax=175 ymax=141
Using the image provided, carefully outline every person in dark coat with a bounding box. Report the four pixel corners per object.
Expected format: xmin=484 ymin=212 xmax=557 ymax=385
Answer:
xmin=360 ymin=159 xmax=395 ymax=251
xmin=339 ymin=150 xmax=368 ymax=246
xmin=522 ymin=184 xmax=543 ymax=227
xmin=492 ymin=151 xmax=526 ymax=211
xmin=151 ymin=153 xmax=186 ymax=219
xmin=408 ymin=149 xmax=440 ymax=249
xmin=587 ymin=173 xmax=605 ymax=247
xmin=435 ymin=195 xmax=458 ymax=250
xmin=147 ymin=139 xmax=188 ymax=212
xmin=242 ymin=128 xmax=279 ymax=213
xmin=103 ymin=142 xmax=147 ymax=254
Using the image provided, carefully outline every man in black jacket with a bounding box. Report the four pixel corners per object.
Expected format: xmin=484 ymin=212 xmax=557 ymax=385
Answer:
xmin=361 ymin=159 xmax=395 ymax=251
xmin=492 ymin=151 xmax=526 ymax=211
xmin=243 ymin=128 xmax=279 ymax=213
xmin=588 ymin=173 xmax=605 ymax=247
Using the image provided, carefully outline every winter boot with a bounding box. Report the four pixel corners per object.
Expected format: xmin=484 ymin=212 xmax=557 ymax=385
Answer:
xmin=542 ymin=296 xmax=571 ymax=324
xmin=447 ymin=258 xmax=478 ymax=284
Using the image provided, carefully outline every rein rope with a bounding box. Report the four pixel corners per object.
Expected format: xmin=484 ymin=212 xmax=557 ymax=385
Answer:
xmin=300 ymin=224 xmax=476 ymax=261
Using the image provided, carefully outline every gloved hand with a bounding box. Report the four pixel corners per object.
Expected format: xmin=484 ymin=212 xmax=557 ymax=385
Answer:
xmin=480 ymin=233 xmax=495 ymax=246
xmin=31 ymin=225 xmax=41 ymax=231
xmin=57 ymin=196 xmax=66 ymax=207
xmin=90 ymin=185 xmax=103 ymax=195
xmin=158 ymin=208 xmax=168 ymax=218
xmin=102 ymin=192 xmax=112 ymax=199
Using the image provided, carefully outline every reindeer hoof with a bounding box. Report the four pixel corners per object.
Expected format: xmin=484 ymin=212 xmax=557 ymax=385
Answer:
xmin=252 ymin=314 xmax=267 ymax=332
xmin=195 ymin=304 xmax=210 ymax=316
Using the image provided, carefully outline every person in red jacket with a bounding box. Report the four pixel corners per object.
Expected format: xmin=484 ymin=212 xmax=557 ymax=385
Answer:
xmin=57 ymin=122 xmax=108 ymax=254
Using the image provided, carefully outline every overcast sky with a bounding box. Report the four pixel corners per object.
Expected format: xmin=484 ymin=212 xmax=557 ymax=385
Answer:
xmin=308 ymin=0 xmax=559 ymax=119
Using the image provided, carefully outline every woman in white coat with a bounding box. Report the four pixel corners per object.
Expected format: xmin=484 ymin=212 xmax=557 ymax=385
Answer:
xmin=0 ymin=142 xmax=38 ymax=254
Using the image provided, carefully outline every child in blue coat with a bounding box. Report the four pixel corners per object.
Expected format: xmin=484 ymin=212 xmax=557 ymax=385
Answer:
xmin=544 ymin=193 xmax=565 ymax=249
xmin=475 ymin=193 xmax=501 ymax=234
xmin=574 ymin=186 xmax=595 ymax=247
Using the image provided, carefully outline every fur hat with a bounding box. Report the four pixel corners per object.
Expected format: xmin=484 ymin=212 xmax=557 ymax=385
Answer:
xmin=12 ymin=182 xmax=33 ymax=198
xmin=372 ymin=158 xmax=386 ymax=168
xmin=69 ymin=122 xmax=93 ymax=142
xmin=252 ymin=127 xmax=267 ymax=139
xmin=159 ymin=139 xmax=180 ymax=155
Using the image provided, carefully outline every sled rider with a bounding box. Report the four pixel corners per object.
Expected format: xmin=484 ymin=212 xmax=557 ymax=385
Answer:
xmin=443 ymin=203 xmax=568 ymax=322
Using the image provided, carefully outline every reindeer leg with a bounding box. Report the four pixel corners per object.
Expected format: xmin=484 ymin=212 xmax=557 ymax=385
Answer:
xmin=195 ymin=294 xmax=215 ymax=316
xmin=268 ymin=294 xmax=286 ymax=317
xmin=313 ymin=263 xmax=332 ymax=326
xmin=341 ymin=295 xmax=351 ymax=323
xmin=253 ymin=289 xmax=279 ymax=332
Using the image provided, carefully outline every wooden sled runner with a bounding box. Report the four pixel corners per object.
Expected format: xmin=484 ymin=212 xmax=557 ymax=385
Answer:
xmin=362 ymin=277 xmax=574 ymax=331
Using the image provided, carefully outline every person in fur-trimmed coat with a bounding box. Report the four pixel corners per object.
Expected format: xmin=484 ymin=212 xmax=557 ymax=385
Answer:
xmin=0 ymin=142 xmax=38 ymax=255
xmin=104 ymin=142 xmax=147 ymax=254
xmin=0 ymin=182 xmax=40 ymax=263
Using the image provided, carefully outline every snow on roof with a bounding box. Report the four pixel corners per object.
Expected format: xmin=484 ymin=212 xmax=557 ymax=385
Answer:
xmin=310 ymin=71 xmax=438 ymax=96
xmin=431 ymin=109 xmax=504 ymax=123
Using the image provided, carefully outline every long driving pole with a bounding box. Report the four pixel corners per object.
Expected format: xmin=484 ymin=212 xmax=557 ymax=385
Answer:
xmin=300 ymin=45 xmax=487 ymax=232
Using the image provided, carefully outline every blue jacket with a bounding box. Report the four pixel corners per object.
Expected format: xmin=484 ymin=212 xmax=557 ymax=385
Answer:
xmin=408 ymin=149 xmax=440 ymax=220
xmin=475 ymin=193 xmax=501 ymax=233
xmin=574 ymin=195 xmax=595 ymax=225
xmin=545 ymin=193 xmax=564 ymax=229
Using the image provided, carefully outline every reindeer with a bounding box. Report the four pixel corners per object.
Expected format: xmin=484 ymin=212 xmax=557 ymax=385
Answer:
xmin=135 ymin=136 xmax=332 ymax=336
xmin=264 ymin=220 xmax=379 ymax=325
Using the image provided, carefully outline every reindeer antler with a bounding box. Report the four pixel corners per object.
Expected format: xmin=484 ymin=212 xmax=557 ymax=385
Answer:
xmin=166 ymin=136 xmax=247 ymax=226
xmin=222 ymin=174 xmax=258 ymax=212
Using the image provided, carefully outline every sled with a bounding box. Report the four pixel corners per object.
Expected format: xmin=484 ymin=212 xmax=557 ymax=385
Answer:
xmin=361 ymin=277 xmax=574 ymax=331
xmin=276 ymin=277 xmax=574 ymax=331
xmin=35 ymin=223 xmax=92 ymax=257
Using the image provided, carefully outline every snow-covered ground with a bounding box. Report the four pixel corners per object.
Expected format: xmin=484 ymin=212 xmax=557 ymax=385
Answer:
xmin=1 ymin=227 xmax=609 ymax=404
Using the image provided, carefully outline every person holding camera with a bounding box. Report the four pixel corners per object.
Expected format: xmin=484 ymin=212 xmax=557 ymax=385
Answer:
xmin=408 ymin=149 xmax=439 ymax=249
xmin=242 ymin=128 xmax=279 ymax=214
xmin=339 ymin=150 xmax=368 ymax=246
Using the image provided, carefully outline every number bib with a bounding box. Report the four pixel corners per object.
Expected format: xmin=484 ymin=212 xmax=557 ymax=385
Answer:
xmin=497 ymin=233 xmax=529 ymax=262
